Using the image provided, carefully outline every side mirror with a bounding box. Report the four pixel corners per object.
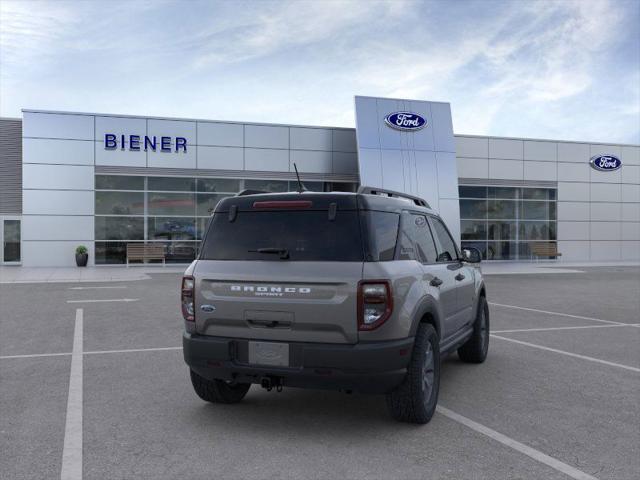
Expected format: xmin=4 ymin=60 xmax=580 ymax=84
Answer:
xmin=462 ymin=247 xmax=482 ymax=263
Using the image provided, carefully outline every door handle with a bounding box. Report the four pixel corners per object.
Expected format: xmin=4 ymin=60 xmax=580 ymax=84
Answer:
xmin=430 ymin=277 xmax=443 ymax=287
xmin=455 ymin=273 xmax=465 ymax=281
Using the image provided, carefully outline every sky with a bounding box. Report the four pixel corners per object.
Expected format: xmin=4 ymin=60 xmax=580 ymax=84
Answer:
xmin=1 ymin=0 xmax=639 ymax=143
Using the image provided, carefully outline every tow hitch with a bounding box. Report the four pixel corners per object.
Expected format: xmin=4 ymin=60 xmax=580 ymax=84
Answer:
xmin=260 ymin=376 xmax=283 ymax=392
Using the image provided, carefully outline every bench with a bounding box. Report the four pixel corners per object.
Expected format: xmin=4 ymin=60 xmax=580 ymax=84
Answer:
xmin=126 ymin=244 xmax=166 ymax=266
xmin=530 ymin=242 xmax=562 ymax=260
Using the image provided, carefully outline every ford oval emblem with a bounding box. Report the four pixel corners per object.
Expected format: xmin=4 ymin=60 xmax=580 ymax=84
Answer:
xmin=384 ymin=112 xmax=427 ymax=131
xmin=590 ymin=155 xmax=622 ymax=172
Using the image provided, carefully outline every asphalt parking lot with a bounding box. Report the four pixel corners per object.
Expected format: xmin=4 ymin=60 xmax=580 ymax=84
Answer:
xmin=1 ymin=266 xmax=639 ymax=480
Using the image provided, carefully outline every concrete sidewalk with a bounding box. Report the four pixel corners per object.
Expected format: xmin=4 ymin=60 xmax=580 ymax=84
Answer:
xmin=0 ymin=265 xmax=187 ymax=284
xmin=481 ymin=260 xmax=640 ymax=275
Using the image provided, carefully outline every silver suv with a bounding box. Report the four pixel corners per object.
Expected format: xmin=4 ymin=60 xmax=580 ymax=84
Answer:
xmin=182 ymin=187 xmax=488 ymax=424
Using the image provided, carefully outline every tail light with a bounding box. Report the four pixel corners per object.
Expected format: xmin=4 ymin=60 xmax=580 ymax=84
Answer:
xmin=358 ymin=280 xmax=393 ymax=331
xmin=181 ymin=276 xmax=195 ymax=322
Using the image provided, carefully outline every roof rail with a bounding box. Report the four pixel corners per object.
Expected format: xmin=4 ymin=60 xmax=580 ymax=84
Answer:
xmin=236 ymin=189 xmax=270 ymax=196
xmin=357 ymin=186 xmax=430 ymax=208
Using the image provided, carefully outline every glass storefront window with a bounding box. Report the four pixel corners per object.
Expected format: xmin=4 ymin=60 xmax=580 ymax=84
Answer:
xmin=95 ymin=191 xmax=144 ymax=215
xmin=95 ymin=175 xmax=144 ymax=190
xmin=95 ymin=216 xmax=144 ymax=240
xmin=196 ymin=194 xmax=229 ymax=216
xmin=147 ymin=176 xmax=195 ymax=192
xmin=245 ymin=179 xmax=288 ymax=192
xmin=458 ymin=185 xmax=557 ymax=260
xmin=147 ymin=217 xmax=196 ymax=241
xmin=196 ymin=178 xmax=240 ymax=193
xmin=147 ymin=192 xmax=195 ymax=216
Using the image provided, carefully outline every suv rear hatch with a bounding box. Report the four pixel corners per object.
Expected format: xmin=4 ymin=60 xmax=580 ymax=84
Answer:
xmin=194 ymin=194 xmax=363 ymax=344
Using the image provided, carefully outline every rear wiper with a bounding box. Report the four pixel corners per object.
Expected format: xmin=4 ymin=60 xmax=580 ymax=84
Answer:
xmin=248 ymin=247 xmax=290 ymax=259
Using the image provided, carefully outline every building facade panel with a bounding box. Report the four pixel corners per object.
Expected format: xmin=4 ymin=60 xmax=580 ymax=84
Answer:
xmin=489 ymin=138 xmax=523 ymax=160
xmin=21 ymin=240 xmax=95 ymax=267
xmin=23 ymin=190 xmax=94 ymax=215
xmin=23 ymin=138 xmax=94 ymax=166
xmin=23 ymin=164 xmax=94 ymax=191
xmin=95 ymin=146 xmax=146 ymax=167
xmin=558 ymin=202 xmax=590 ymax=221
xmin=590 ymin=241 xmax=621 ymax=261
xmin=244 ymin=148 xmax=289 ymax=172
xmin=524 ymin=141 xmax=556 ymax=161
xmin=455 ymin=136 xmax=488 ymax=158
xmin=332 ymin=129 xmax=357 ymax=153
xmin=95 ymin=116 xmax=147 ymax=141
xmin=332 ymin=152 xmax=358 ymax=174
xmin=558 ymin=221 xmax=590 ymax=241
xmin=23 ymin=112 xmax=94 ymax=140
xmin=558 ymin=162 xmax=590 ymax=182
xmin=290 ymin=149 xmax=333 ymax=174
xmin=590 ymin=203 xmax=621 ymax=221
xmin=557 ymin=142 xmax=590 ymax=163
xmin=196 ymin=146 xmax=243 ymax=170
xmin=290 ymin=127 xmax=332 ymax=151
xmin=558 ymin=182 xmax=590 ymax=201
xmin=488 ymin=159 xmax=524 ymax=180
xmin=22 ymin=215 xmax=93 ymax=241
xmin=197 ymin=122 xmax=243 ymax=147
xmin=457 ymin=157 xmax=489 ymax=178
xmin=244 ymin=125 xmax=288 ymax=149
xmin=621 ymin=145 xmax=640 ymax=165
xmin=523 ymin=160 xmax=556 ymax=181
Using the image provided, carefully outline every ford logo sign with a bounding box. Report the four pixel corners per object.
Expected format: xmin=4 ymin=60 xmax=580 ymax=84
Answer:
xmin=590 ymin=155 xmax=622 ymax=172
xmin=384 ymin=112 xmax=427 ymax=131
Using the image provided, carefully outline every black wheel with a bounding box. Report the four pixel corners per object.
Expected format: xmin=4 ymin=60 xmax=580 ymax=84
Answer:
xmin=458 ymin=295 xmax=489 ymax=363
xmin=190 ymin=369 xmax=251 ymax=404
xmin=386 ymin=323 xmax=440 ymax=424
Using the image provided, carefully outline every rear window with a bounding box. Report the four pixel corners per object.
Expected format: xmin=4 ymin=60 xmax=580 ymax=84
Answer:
xmin=200 ymin=210 xmax=364 ymax=261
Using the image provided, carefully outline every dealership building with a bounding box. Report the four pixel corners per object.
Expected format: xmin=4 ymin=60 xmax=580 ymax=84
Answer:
xmin=0 ymin=95 xmax=638 ymax=267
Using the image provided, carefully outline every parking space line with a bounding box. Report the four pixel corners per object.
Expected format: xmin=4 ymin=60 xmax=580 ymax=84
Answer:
xmin=437 ymin=406 xmax=598 ymax=480
xmin=0 ymin=352 xmax=72 ymax=360
xmin=489 ymin=302 xmax=625 ymax=325
xmin=493 ymin=323 xmax=640 ymax=334
xmin=68 ymin=286 xmax=127 ymax=290
xmin=66 ymin=298 xmax=139 ymax=304
xmin=491 ymin=335 xmax=640 ymax=373
xmin=83 ymin=346 xmax=182 ymax=355
xmin=60 ymin=308 xmax=83 ymax=480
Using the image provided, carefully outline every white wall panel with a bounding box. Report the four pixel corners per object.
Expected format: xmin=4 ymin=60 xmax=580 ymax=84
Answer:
xmin=622 ymin=222 xmax=640 ymax=240
xmin=590 ymin=144 xmax=622 ymax=159
xmin=455 ymin=136 xmax=488 ymax=158
xmin=430 ymin=102 xmax=455 ymax=153
xmin=524 ymin=161 xmax=556 ymax=181
xmin=23 ymin=190 xmax=94 ymax=215
xmin=197 ymin=146 xmax=243 ymax=170
xmin=332 ymin=152 xmax=358 ymax=175
xmin=197 ymin=122 xmax=243 ymax=147
xmin=354 ymin=98 xmax=381 ymax=150
xmin=332 ymin=130 xmax=357 ymax=152
xmin=457 ymin=157 xmax=488 ymax=179
xmin=558 ymin=202 xmax=590 ymax=221
xmin=590 ymin=241 xmax=621 ymax=261
xmin=488 ymin=159 xmax=523 ymax=180
xmin=380 ymin=150 xmax=405 ymax=190
xmin=290 ymin=150 xmax=332 ymax=174
xmin=558 ymin=162 xmax=589 ymax=182
xmin=377 ymin=98 xmax=405 ymax=151
xmin=23 ymin=164 xmax=94 ymax=190
xmin=621 ymin=241 xmax=640 ymax=259
xmin=622 ymin=184 xmax=640 ymax=203
xmin=357 ymin=148 xmax=383 ymax=187
xmin=524 ymin=141 xmax=556 ymax=161
xmin=558 ymin=182 xmax=589 ymax=201
xmin=22 ymin=241 xmax=95 ymax=267
xmin=23 ymin=112 xmax=94 ymax=140
xmin=23 ymin=138 xmax=94 ymax=166
xmin=590 ymin=166 xmax=621 ymax=184
xmin=621 ymin=165 xmax=640 ymax=184
xmin=147 ymin=149 xmax=196 ymax=169
xmin=436 ymin=151 xmax=459 ymax=199
xmin=590 ymin=183 xmax=621 ymax=202
xmin=244 ymin=148 xmax=288 ymax=171
xmin=621 ymin=145 xmax=640 ymax=165
xmin=95 ymin=116 xmax=146 ymax=141
xmin=557 ymin=142 xmax=589 ymax=163
xmin=590 ymin=222 xmax=620 ymax=240
xmin=489 ymin=138 xmax=523 ymax=160
xmin=557 ymin=221 xmax=589 ymax=241
xmin=622 ymin=203 xmax=640 ymax=222
xmin=415 ymin=150 xmax=439 ymax=210
xmin=590 ymin=203 xmax=621 ymax=221
xmin=557 ymin=241 xmax=589 ymax=261
xmin=245 ymin=125 xmax=288 ymax=149
xmin=22 ymin=215 xmax=93 ymax=241
xmin=95 ymin=146 xmax=147 ymax=167
xmin=290 ymin=128 xmax=332 ymax=151
xmin=147 ymin=119 xmax=196 ymax=145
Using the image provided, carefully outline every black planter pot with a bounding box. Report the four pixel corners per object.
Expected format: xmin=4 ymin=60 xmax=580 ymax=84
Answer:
xmin=75 ymin=253 xmax=88 ymax=267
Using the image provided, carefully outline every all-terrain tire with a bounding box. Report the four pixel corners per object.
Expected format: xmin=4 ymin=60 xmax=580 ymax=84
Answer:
xmin=386 ymin=323 xmax=440 ymax=424
xmin=457 ymin=295 xmax=489 ymax=363
xmin=190 ymin=369 xmax=251 ymax=404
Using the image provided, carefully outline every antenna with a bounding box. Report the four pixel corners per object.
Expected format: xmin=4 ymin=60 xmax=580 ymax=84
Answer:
xmin=293 ymin=163 xmax=307 ymax=193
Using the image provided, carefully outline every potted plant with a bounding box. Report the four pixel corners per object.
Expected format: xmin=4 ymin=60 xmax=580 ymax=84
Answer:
xmin=75 ymin=245 xmax=88 ymax=267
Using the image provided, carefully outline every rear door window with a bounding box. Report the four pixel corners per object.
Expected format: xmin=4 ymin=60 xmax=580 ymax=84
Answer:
xmin=429 ymin=217 xmax=459 ymax=262
xmin=200 ymin=210 xmax=363 ymax=261
xmin=397 ymin=212 xmax=438 ymax=263
xmin=362 ymin=211 xmax=399 ymax=261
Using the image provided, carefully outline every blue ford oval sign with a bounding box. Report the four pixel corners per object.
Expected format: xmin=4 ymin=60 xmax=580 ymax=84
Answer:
xmin=384 ymin=112 xmax=427 ymax=131
xmin=590 ymin=155 xmax=622 ymax=172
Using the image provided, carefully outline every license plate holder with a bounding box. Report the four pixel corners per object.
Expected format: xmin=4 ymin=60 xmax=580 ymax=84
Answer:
xmin=248 ymin=341 xmax=290 ymax=367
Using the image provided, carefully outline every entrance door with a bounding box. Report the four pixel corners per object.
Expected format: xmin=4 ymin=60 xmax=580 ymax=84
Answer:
xmin=1 ymin=217 xmax=21 ymax=264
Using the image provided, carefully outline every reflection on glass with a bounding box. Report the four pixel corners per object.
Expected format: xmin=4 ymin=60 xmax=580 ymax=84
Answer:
xmin=95 ymin=191 xmax=144 ymax=215
xmin=245 ymin=179 xmax=288 ymax=192
xmin=488 ymin=200 xmax=516 ymax=219
xmin=460 ymin=200 xmax=487 ymax=219
xmin=147 ymin=192 xmax=195 ymax=216
xmin=461 ymin=220 xmax=487 ymax=240
xmin=147 ymin=177 xmax=195 ymax=192
xmin=196 ymin=194 xmax=228 ymax=216
xmin=197 ymin=178 xmax=240 ymax=193
xmin=95 ymin=175 xmax=144 ymax=190
xmin=487 ymin=221 xmax=516 ymax=240
xmin=487 ymin=241 xmax=517 ymax=260
xmin=488 ymin=187 xmax=516 ymax=199
xmin=459 ymin=186 xmax=487 ymax=198
xmin=147 ymin=217 xmax=196 ymax=240
xmin=95 ymin=216 xmax=144 ymax=240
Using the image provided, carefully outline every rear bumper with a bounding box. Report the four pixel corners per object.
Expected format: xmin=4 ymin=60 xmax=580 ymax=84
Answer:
xmin=183 ymin=332 xmax=414 ymax=394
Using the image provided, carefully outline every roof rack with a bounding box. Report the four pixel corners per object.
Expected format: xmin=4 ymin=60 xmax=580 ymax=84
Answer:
xmin=236 ymin=189 xmax=270 ymax=196
xmin=357 ymin=186 xmax=430 ymax=208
